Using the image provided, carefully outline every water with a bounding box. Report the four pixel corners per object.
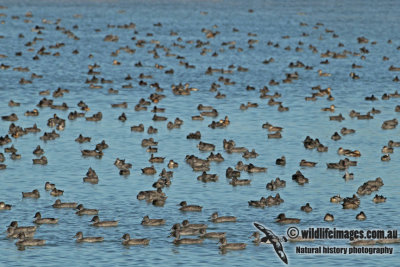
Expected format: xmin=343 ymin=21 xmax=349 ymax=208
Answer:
xmin=0 ymin=0 xmax=399 ymax=266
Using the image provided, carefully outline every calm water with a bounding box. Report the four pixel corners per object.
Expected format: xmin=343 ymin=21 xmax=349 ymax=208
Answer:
xmin=0 ymin=0 xmax=399 ymax=266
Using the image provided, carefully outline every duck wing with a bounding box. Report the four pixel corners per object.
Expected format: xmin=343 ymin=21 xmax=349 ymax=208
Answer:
xmin=272 ymin=239 xmax=288 ymax=264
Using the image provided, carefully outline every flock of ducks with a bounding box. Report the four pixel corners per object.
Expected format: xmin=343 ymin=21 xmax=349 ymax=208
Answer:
xmin=0 ymin=3 xmax=399 ymax=258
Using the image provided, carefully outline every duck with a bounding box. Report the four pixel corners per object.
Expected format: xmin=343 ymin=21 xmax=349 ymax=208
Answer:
xmin=141 ymin=215 xmax=165 ymax=226
xmin=7 ymin=228 xmax=35 ymax=239
xmin=388 ymin=140 xmax=400 ymax=147
xmin=275 ymin=213 xmax=300 ymax=224
xmin=373 ymin=194 xmax=386 ymax=203
xmin=4 ymin=145 xmax=17 ymax=153
xmin=81 ymin=148 xmax=104 ymax=157
xmin=192 ymin=115 xmax=204 ymax=121
xmin=365 ymin=95 xmax=378 ymax=101
xmin=170 ymin=224 xmax=201 ymax=236
xmin=242 ymin=149 xmax=259 ymax=159
xmin=181 ymin=220 xmax=207 ymax=230
xmin=151 ymin=106 xmax=166 ymax=113
xmin=197 ymin=141 xmax=215 ymax=151
xmin=131 ymin=124 xmax=144 ymax=132
xmin=83 ymin=167 xmax=99 ymax=183
xmin=357 ymin=112 xmax=373 ymax=120
xmin=337 ymin=147 xmax=361 ymax=157
xmin=22 ymin=189 xmax=40 ymax=198
xmin=370 ymin=107 xmax=381 ymax=114
xmin=52 ymin=199 xmax=77 ymax=209
xmin=321 ymin=105 xmax=335 ymax=112
xmin=95 ymin=140 xmax=108 ymax=150
xmin=225 ymin=167 xmax=240 ymax=179
xmin=200 ymin=109 xmax=218 ymax=117
xmin=40 ymin=130 xmax=60 ymax=141
xmin=230 ymin=177 xmax=251 ymax=186
xmin=179 ymin=201 xmax=202 ymax=212
xmin=152 ymin=197 xmax=166 ymax=207
xmin=142 ymin=165 xmax=157 ymax=175
xmin=199 ymin=229 xmax=226 ymax=239
xmin=75 ymin=204 xmax=99 ymax=216
xmin=147 ymin=126 xmax=158 ymax=134
xmin=210 ymin=212 xmax=237 ymax=223
xmin=331 ymin=132 xmax=341 ymax=141
xmin=381 ymin=154 xmax=391 ymax=161
xmin=141 ymin=138 xmax=158 ymax=147
xmin=382 ymin=146 xmax=394 ymax=153
xmin=300 ymin=203 xmax=312 ymax=212
xmin=137 ymin=188 xmax=166 ymax=201
xmin=343 ymin=171 xmax=354 ymax=180
xmin=342 ymin=195 xmax=360 ymax=209
xmin=292 ymin=170 xmax=309 ymax=185
xmin=7 ymin=221 xmax=37 ymax=234
xmin=198 ymin=104 xmax=213 ymax=111
xmin=2 ymin=113 xmax=18 ymax=121
xmin=15 ymin=232 xmax=45 ymax=247
xmin=172 ymin=232 xmax=203 ymax=245
xmin=8 ymin=100 xmax=21 ymax=107
xmin=197 ymin=171 xmax=218 ymax=182
xmin=33 ymin=212 xmax=58 ymax=224
xmin=218 ymin=237 xmax=246 ymax=250
xmin=266 ymin=177 xmax=286 ymax=190
xmin=389 ymin=65 xmax=400 ymax=71
xmin=225 ymin=145 xmax=248 ymax=154
xmin=118 ymin=113 xmax=127 ymax=121
xmin=318 ymin=69 xmax=331 ymax=77
xmin=75 ymin=232 xmax=104 ymax=243
xmin=152 ymin=114 xmax=167 ymax=121
xmin=122 ymin=233 xmax=150 ymax=245
xmin=0 ymin=201 xmax=11 ymax=210
xmin=262 ymin=123 xmax=283 ymax=132
xmin=248 ymin=197 xmax=267 ymax=208
xmin=85 ymin=112 xmax=103 ymax=121
xmin=357 ymin=178 xmax=383 ymax=196
xmin=119 ymin=168 xmax=130 ymax=176
xmin=33 ymin=145 xmax=44 ymax=155
xmin=247 ymin=163 xmax=267 ymax=173
xmin=75 ymin=134 xmax=91 ymax=143
xmin=50 ymin=188 xmax=64 ymax=197
xmin=324 ymin=213 xmax=334 ymax=222
xmin=69 ymin=111 xmax=86 ymax=120
xmin=187 ymin=131 xmax=201 ymax=139
xmin=160 ymin=168 xmax=173 ymax=179
xmin=146 ymin=146 xmax=158 ymax=153
xmin=275 ymin=156 xmax=286 ymax=166
xmin=114 ymin=158 xmax=133 ymax=170
xmin=83 ymin=174 xmax=99 ymax=184
xmin=149 ymin=154 xmax=165 ymax=163
xmin=251 ymin=232 xmax=261 ymax=244
xmin=168 ymin=160 xmax=179 ymax=168
xmin=32 ymin=156 xmax=48 ymax=165
xmin=382 ymin=118 xmax=398 ymax=129
xmin=356 ymin=211 xmax=366 ymax=221
xmin=329 ymin=113 xmax=345 ymax=122
xmin=111 ymin=102 xmax=128 ymax=108
xmin=300 ymin=159 xmax=317 ymax=167
xmin=90 ymin=216 xmax=118 ymax=227
xmin=268 ymin=131 xmax=282 ymax=139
